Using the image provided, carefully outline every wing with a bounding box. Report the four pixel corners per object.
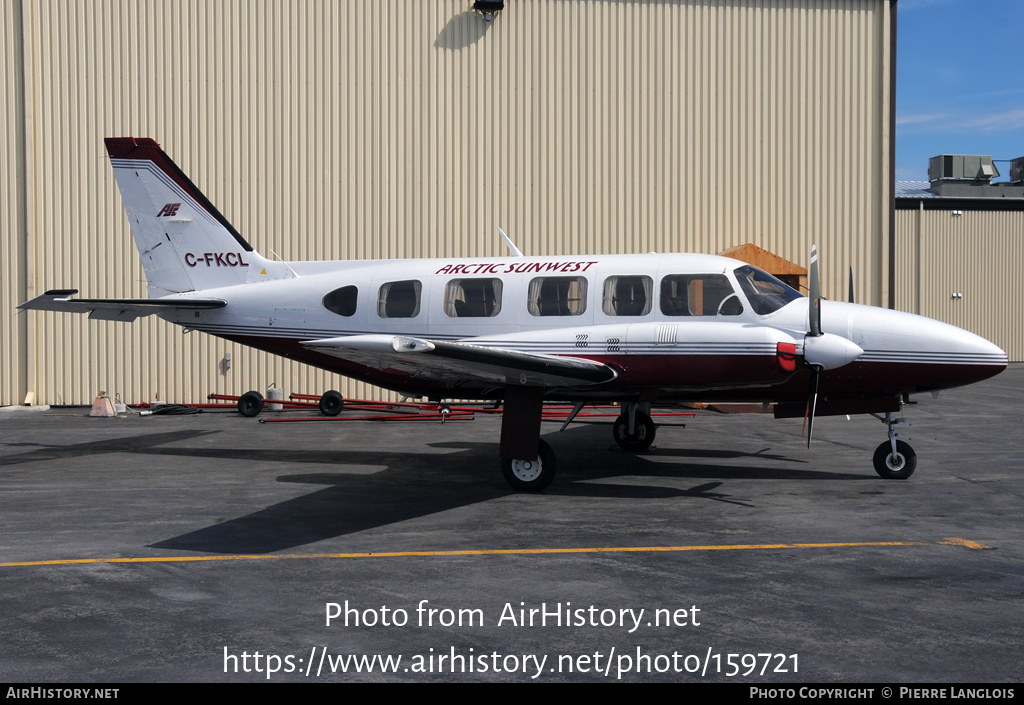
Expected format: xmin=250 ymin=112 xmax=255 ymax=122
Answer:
xmin=18 ymin=290 xmax=227 ymax=322
xmin=302 ymin=335 xmax=618 ymax=387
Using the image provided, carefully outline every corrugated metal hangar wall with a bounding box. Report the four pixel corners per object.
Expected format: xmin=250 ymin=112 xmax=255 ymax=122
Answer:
xmin=2 ymin=0 xmax=893 ymax=406
xmin=896 ymin=206 xmax=1024 ymax=361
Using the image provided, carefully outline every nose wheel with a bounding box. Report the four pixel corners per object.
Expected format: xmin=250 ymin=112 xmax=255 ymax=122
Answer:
xmin=872 ymin=411 xmax=916 ymax=479
xmin=873 ymin=440 xmax=916 ymax=479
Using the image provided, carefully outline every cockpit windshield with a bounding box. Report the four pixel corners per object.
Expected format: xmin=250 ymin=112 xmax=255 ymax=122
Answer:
xmin=734 ymin=265 xmax=803 ymax=316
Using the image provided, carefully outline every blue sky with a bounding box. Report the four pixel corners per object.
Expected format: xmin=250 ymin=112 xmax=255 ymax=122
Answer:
xmin=896 ymin=0 xmax=1024 ymax=182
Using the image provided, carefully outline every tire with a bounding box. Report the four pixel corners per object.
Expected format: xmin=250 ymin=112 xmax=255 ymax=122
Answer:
xmin=501 ymin=439 xmax=557 ymax=492
xmin=612 ymin=411 xmax=656 ymax=451
xmin=237 ymin=391 xmax=264 ymax=417
xmin=873 ymin=440 xmax=917 ymax=479
xmin=318 ymin=390 xmax=345 ymax=416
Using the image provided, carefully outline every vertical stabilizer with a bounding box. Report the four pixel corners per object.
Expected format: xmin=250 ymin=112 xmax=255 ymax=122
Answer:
xmin=104 ymin=137 xmax=293 ymax=295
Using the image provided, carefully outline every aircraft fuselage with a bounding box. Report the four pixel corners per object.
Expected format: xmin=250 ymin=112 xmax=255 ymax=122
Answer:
xmin=158 ymin=252 xmax=1006 ymax=407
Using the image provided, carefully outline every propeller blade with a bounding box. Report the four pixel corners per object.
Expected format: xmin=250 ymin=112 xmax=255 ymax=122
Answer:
xmin=848 ymin=265 xmax=855 ymax=304
xmin=802 ymin=365 xmax=821 ymax=446
xmin=808 ymin=244 xmax=821 ymax=337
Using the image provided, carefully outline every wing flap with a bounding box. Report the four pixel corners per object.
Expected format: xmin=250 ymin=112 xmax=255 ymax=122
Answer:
xmin=302 ymin=335 xmax=618 ymax=387
xmin=18 ymin=290 xmax=226 ymax=322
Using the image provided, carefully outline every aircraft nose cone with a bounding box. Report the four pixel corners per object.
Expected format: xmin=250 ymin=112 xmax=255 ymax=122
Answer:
xmin=912 ymin=319 xmax=1007 ymax=372
xmin=956 ymin=333 xmax=1008 ymax=378
xmin=835 ymin=303 xmax=1008 ymax=392
xmin=935 ymin=331 xmax=1008 ymax=388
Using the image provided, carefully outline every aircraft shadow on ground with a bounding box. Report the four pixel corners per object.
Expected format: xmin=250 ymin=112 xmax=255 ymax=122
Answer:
xmin=0 ymin=430 xmax=219 ymax=467
xmin=143 ymin=428 xmax=871 ymax=554
xmin=0 ymin=426 xmax=873 ymax=553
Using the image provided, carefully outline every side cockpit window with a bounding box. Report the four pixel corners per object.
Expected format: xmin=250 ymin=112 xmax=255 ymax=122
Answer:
xmin=734 ymin=265 xmax=802 ymax=316
xmin=378 ymin=280 xmax=422 ymax=318
xmin=322 ymin=285 xmax=358 ymax=317
xmin=444 ymin=278 xmax=502 ymax=318
xmin=660 ymin=274 xmax=743 ymax=316
xmin=602 ymin=275 xmax=653 ymax=316
xmin=528 ymin=277 xmax=588 ymax=316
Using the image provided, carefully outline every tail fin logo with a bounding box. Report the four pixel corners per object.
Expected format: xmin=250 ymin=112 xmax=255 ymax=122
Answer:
xmin=157 ymin=203 xmax=182 ymax=217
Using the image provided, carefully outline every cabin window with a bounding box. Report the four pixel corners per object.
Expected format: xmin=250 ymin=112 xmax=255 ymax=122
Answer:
xmin=377 ymin=280 xmax=422 ymax=318
xmin=602 ymin=276 xmax=653 ymax=316
xmin=660 ymin=274 xmax=743 ymax=316
xmin=322 ymin=285 xmax=358 ymax=317
xmin=734 ymin=265 xmax=803 ymax=315
xmin=444 ymin=278 xmax=502 ymax=318
xmin=527 ymin=277 xmax=588 ymax=316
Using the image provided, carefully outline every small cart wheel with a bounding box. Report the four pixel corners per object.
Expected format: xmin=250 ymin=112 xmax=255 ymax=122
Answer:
xmin=237 ymin=391 xmax=264 ymax=417
xmin=319 ymin=390 xmax=345 ymax=416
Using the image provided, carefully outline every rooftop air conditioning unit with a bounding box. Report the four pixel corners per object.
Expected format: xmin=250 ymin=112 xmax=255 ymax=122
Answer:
xmin=929 ymin=154 xmax=1000 ymax=182
xmin=1011 ymin=156 xmax=1024 ymax=185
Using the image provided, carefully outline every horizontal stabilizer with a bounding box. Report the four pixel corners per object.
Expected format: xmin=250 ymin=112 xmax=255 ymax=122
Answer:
xmin=19 ymin=290 xmax=226 ymax=322
xmin=302 ymin=334 xmax=618 ymax=387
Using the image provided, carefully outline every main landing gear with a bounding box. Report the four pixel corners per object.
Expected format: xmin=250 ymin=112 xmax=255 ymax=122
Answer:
xmin=496 ymin=395 xmax=662 ymax=491
xmin=501 ymin=439 xmax=557 ymax=491
xmin=612 ymin=403 xmax=656 ymax=452
xmin=498 ymin=386 xmax=553 ymax=492
xmin=872 ymin=411 xmax=916 ymax=479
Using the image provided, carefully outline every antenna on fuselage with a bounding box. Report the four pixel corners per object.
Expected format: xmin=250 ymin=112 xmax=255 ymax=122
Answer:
xmin=498 ymin=227 xmax=524 ymax=257
xmin=269 ymin=249 xmax=300 ymax=278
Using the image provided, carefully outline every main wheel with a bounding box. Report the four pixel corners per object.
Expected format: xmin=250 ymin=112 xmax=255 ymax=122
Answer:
xmin=318 ymin=390 xmax=345 ymax=416
xmin=501 ymin=439 xmax=557 ymax=492
xmin=873 ymin=440 xmax=917 ymax=479
xmin=237 ymin=390 xmax=264 ymax=417
xmin=612 ymin=411 xmax=656 ymax=451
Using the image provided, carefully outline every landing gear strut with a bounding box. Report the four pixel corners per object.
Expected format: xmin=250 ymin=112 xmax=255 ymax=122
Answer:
xmin=499 ymin=386 xmax=556 ymax=491
xmin=872 ymin=411 xmax=916 ymax=479
xmin=613 ymin=403 xmax=656 ymax=451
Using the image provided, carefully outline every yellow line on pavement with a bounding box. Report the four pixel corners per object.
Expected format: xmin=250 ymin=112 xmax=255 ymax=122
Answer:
xmin=937 ymin=537 xmax=993 ymax=550
xmin=0 ymin=538 xmax=991 ymax=569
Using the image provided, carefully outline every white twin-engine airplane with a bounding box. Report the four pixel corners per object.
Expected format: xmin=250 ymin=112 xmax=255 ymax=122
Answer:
xmin=20 ymin=138 xmax=1008 ymax=491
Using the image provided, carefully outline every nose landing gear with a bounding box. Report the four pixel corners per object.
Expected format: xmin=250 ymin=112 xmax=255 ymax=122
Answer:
xmin=872 ymin=411 xmax=916 ymax=479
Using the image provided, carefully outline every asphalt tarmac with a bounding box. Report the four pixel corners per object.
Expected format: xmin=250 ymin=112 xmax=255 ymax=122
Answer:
xmin=1 ymin=366 xmax=1021 ymax=683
